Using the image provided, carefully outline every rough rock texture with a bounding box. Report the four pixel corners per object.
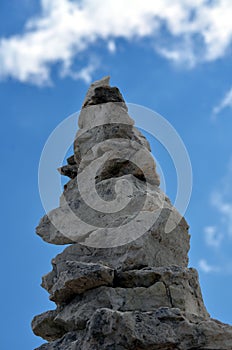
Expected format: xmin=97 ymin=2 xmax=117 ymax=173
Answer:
xmin=35 ymin=308 xmax=232 ymax=350
xmin=82 ymin=76 xmax=127 ymax=110
xmin=32 ymin=77 xmax=232 ymax=349
xmin=36 ymin=175 xmax=190 ymax=259
xmin=43 ymin=261 xmax=114 ymax=303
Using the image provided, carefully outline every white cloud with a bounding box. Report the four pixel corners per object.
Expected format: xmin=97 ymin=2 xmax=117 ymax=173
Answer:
xmin=203 ymin=225 xmax=223 ymax=248
xmin=205 ymin=158 xmax=232 ymax=243
xmin=199 ymin=259 xmax=220 ymax=273
xmin=201 ymin=158 xmax=232 ymax=274
xmin=211 ymin=191 xmax=232 ymax=237
xmin=213 ymin=87 xmax=232 ymax=116
xmin=156 ymin=42 xmax=197 ymax=68
xmin=61 ymin=60 xmax=99 ymax=84
xmin=107 ymin=41 xmax=116 ymax=54
xmin=1 ymin=0 xmax=232 ymax=85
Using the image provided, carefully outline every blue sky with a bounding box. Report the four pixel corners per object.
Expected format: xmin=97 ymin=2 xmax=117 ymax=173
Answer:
xmin=1 ymin=1 xmax=232 ymax=349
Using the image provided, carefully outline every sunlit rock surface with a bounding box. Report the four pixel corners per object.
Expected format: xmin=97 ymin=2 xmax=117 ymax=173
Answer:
xmin=32 ymin=77 xmax=232 ymax=349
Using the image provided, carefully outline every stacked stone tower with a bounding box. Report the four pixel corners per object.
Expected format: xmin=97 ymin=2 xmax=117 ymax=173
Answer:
xmin=32 ymin=77 xmax=232 ymax=349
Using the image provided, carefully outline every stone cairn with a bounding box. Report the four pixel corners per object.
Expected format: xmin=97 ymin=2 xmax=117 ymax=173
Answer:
xmin=32 ymin=77 xmax=232 ymax=349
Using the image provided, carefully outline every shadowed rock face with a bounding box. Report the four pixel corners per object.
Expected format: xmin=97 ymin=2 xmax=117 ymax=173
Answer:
xmin=83 ymin=86 xmax=125 ymax=107
xmin=32 ymin=77 xmax=232 ymax=349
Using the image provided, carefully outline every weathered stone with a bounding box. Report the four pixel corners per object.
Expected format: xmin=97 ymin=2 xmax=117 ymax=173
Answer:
xmin=37 ymin=212 xmax=189 ymax=268
xmin=57 ymin=164 xmax=78 ymax=179
xmin=84 ymin=85 xmax=125 ymax=106
xmin=78 ymin=103 xmax=133 ymax=131
xmin=82 ymin=308 xmax=232 ymax=350
xmin=36 ymin=213 xmax=74 ymax=245
xmin=74 ymin=102 xmax=155 ymax=185
xmin=37 ymin=268 xmax=207 ymax=342
xmin=35 ymin=331 xmax=83 ymax=350
xmin=43 ymin=241 xmax=189 ymax=298
xmin=53 ymin=282 xmax=171 ymax=331
xmin=66 ymin=155 xmax=76 ymax=165
xmin=36 ymin=175 xmax=189 ymax=260
xmin=42 ymin=261 xmax=114 ymax=303
xmin=36 ymin=268 xmax=207 ymax=342
xmin=74 ymin=136 xmax=158 ymax=184
xmin=43 ymin=264 xmax=207 ymax=319
xmin=36 ymin=308 xmax=232 ymax=350
xmin=81 ymin=76 xmax=127 ymax=110
xmin=31 ymin=310 xmax=65 ymax=342
xmin=33 ymin=77 xmax=232 ymax=350
xmin=115 ymin=266 xmax=208 ymax=318
xmin=81 ymin=76 xmax=110 ymax=109
xmin=35 ymin=283 xmax=171 ymax=340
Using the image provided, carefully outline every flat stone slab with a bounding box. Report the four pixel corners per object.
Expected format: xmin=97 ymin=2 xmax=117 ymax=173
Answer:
xmin=36 ymin=176 xmax=190 ymax=267
xmin=42 ymin=261 xmax=114 ymax=303
xmin=115 ymin=266 xmax=208 ymax=318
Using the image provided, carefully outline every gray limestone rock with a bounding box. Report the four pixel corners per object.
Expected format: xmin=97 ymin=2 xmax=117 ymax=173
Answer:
xmin=34 ymin=266 xmax=208 ymax=341
xmin=41 ymin=230 xmax=189 ymax=298
xmin=66 ymin=155 xmax=76 ymax=165
xmin=36 ymin=174 xmax=189 ymax=258
xmin=35 ymin=331 xmax=83 ymax=350
xmin=37 ymin=207 xmax=189 ymax=266
xmin=32 ymin=310 xmax=66 ymax=342
xmin=115 ymin=266 xmax=208 ymax=318
xmin=81 ymin=76 xmax=110 ymax=109
xmin=53 ymin=282 xmax=171 ymax=331
xmin=32 ymin=77 xmax=232 ymax=350
xmin=74 ymin=136 xmax=158 ymax=184
xmin=77 ymin=102 xmax=133 ymax=136
xmin=43 ymin=261 xmax=114 ymax=303
xmin=81 ymin=308 xmax=232 ymax=350
xmin=81 ymin=76 xmax=127 ymax=110
xmin=35 ymin=308 xmax=232 ymax=350
xmin=57 ymin=164 xmax=78 ymax=179
xmin=83 ymin=86 xmax=125 ymax=107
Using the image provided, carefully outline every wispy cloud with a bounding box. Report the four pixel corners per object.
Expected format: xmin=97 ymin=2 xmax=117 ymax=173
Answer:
xmin=212 ymin=87 xmax=232 ymax=116
xmin=1 ymin=0 xmax=232 ymax=85
xmin=203 ymin=225 xmax=223 ymax=248
xmin=60 ymin=59 xmax=99 ymax=84
xmin=199 ymin=259 xmax=220 ymax=273
xmin=205 ymin=158 xmax=232 ymax=239
xmin=209 ymin=158 xmax=232 ymax=235
xmin=211 ymin=191 xmax=232 ymax=237
xmin=201 ymin=158 xmax=232 ymax=273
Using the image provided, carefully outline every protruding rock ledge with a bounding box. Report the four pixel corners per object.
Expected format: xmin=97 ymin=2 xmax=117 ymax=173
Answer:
xmin=38 ymin=203 xmax=189 ymax=269
xmin=31 ymin=310 xmax=66 ymax=342
xmin=57 ymin=164 xmax=78 ymax=179
xmin=36 ymin=177 xmax=189 ymax=268
xmin=35 ymin=308 xmax=232 ymax=350
xmin=34 ymin=266 xmax=208 ymax=341
xmin=42 ymin=264 xmax=206 ymax=314
xmin=42 ymin=261 xmax=114 ymax=303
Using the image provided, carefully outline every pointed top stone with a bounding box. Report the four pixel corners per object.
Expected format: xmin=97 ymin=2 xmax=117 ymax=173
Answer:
xmin=82 ymin=76 xmax=126 ymax=109
xmin=82 ymin=76 xmax=110 ymax=108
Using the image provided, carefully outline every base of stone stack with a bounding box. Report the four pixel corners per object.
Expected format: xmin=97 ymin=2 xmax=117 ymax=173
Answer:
xmin=32 ymin=266 xmax=208 ymax=340
xmin=32 ymin=265 xmax=217 ymax=349
xmin=35 ymin=307 xmax=232 ymax=350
